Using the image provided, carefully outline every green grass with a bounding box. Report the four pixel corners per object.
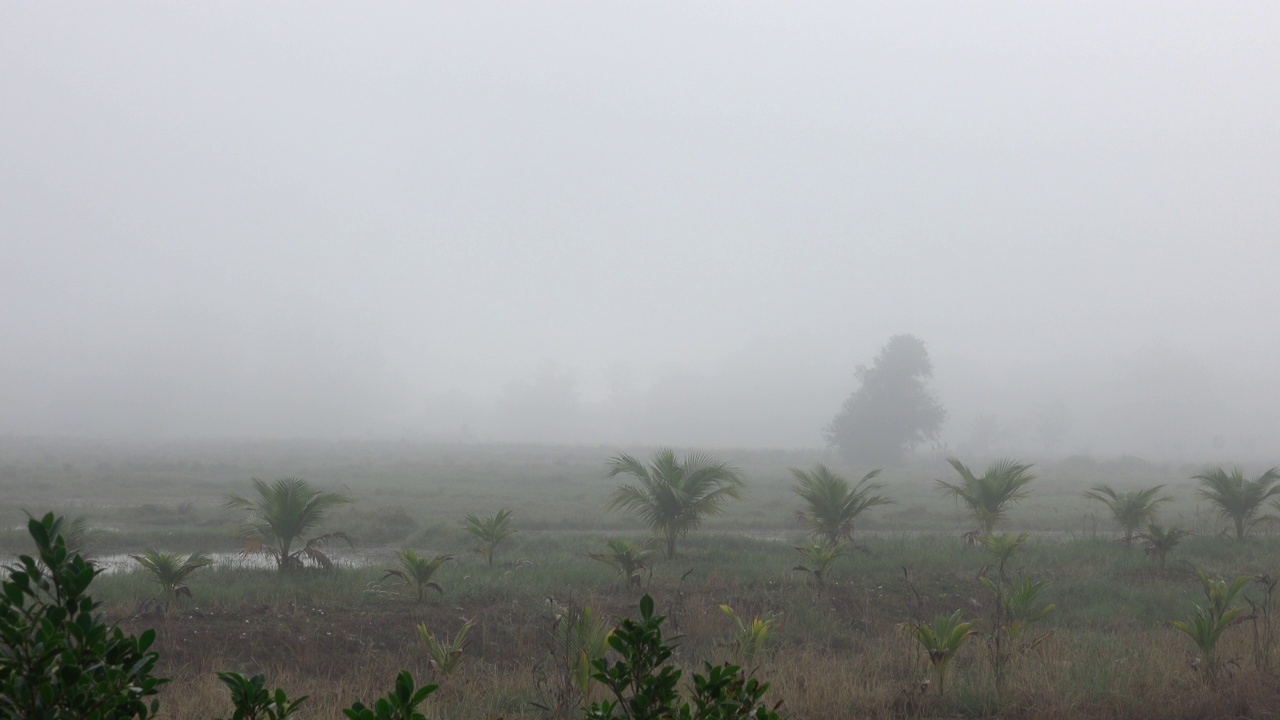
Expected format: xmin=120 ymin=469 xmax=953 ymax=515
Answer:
xmin=7 ymin=438 xmax=1280 ymax=718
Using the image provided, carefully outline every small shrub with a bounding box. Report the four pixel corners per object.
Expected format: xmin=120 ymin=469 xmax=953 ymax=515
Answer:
xmin=343 ymin=670 xmax=438 ymax=720
xmin=585 ymin=594 xmax=785 ymax=720
xmin=215 ymin=671 xmax=308 ymax=720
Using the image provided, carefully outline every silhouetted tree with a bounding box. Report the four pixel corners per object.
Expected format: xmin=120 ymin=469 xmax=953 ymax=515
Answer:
xmin=826 ymin=334 xmax=945 ymax=464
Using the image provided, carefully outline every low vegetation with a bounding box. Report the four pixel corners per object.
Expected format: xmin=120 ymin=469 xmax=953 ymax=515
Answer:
xmin=130 ymin=548 xmax=215 ymax=611
xmin=588 ymin=539 xmax=655 ymax=590
xmin=1194 ymin=467 xmax=1280 ymax=542
xmin=1172 ymin=570 xmax=1251 ymax=684
xmin=222 ymin=477 xmax=354 ymax=571
xmin=418 ymin=619 xmax=474 ymax=677
xmin=605 ymin=450 xmax=746 ymax=560
xmin=719 ymin=603 xmax=782 ymax=664
xmin=936 ymin=457 xmax=1036 ymax=535
xmin=382 ymin=550 xmax=452 ymax=603
xmin=465 ymin=509 xmax=516 ymax=567
xmin=790 ymin=464 xmax=890 ymax=545
xmin=1141 ymin=523 xmax=1192 ymax=570
xmin=1 ymin=513 xmax=166 ymax=719
xmin=7 ymin=443 xmax=1280 ymax=718
xmin=1082 ymin=483 xmax=1171 ymax=545
xmin=792 ymin=537 xmax=845 ymax=587
xmin=898 ymin=609 xmax=977 ymax=695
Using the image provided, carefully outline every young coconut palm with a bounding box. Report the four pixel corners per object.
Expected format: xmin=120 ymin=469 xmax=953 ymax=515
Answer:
xmin=554 ymin=604 xmax=614 ymax=704
xmin=1083 ymin=484 xmax=1172 ymax=545
xmin=720 ymin=604 xmax=783 ymax=664
xmin=794 ymin=538 xmax=848 ymax=587
xmin=382 ymin=550 xmax=452 ymax=602
xmin=999 ymin=576 xmax=1057 ymax=649
xmin=899 ymin=610 xmax=978 ymax=694
xmin=1173 ymin=570 xmax=1252 ymax=682
xmin=131 ymin=548 xmax=215 ymax=606
xmin=464 ymin=509 xmax=515 ymax=566
xmin=1194 ymin=467 xmax=1280 ymax=541
xmin=1140 ymin=523 xmax=1192 ymax=571
xmin=937 ymin=458 xmax=1035 ymax=535
xmin=605 ymin=449 xmax=745 ymax=560
xmin=418 ymin=619 xmax=473 ymax=676
xmin=222 ymin=477 xmax=354 ymax=572
xmin=588 ymin=538 xmax=656 ymax=589
xmin=976 ymin=531 xmax=1030 ymax=690
xmin=791 ymin=464 xmax=892 ymax=545
xmin=978 ymin=532 xmax=1029 ymax=578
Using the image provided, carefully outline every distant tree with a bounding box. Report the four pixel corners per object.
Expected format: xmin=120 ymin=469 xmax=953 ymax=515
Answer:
xmin=826 ymin=334 xmax=946 ymax=464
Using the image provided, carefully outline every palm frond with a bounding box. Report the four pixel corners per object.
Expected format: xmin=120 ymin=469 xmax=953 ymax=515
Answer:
xmin=792 ymin=464 xmax=890 ymax=545
xmin=130 ymin=548 xmax=215 ymax=605
xmin=604 ymin=449 xmax=745 ymax=558
xmin=588 ymin=539 xmax=655 ymax=588
xmin=1083 ymin=483 xmax=1171 ymax=543
xmin=1194 ymin=467 xmax=1280 ymax=541
xmin=465 ymin=509 xmax=516 ymax=566
xmin=938 ymin=458 xmax=1035 ymax=534
xmin=223 ymin=477 xmax=353 ymax=571
xmin=383 ymin=549 xmax=452 ymax=601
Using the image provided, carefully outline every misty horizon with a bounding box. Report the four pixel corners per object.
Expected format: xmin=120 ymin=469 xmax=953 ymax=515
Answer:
xmin=2 ymin=3 xmax=1278 ymax=461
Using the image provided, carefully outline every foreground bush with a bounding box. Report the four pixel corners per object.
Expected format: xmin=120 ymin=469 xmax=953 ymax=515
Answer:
xmin=587 ymin=594 xmax=784 ymax=720
xmin=0 ymin=512 xmax=166 ymax=719
xmin=1 ymin=514 xmax=463 ymax=720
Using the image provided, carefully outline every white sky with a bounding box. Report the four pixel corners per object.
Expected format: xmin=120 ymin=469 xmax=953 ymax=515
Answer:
xmin=2 ymin=2 xmax=1278 ymax=455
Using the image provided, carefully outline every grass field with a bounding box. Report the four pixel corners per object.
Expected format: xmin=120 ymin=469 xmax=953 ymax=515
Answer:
xmin=4 ymin=437 xmax=1280 ymax=718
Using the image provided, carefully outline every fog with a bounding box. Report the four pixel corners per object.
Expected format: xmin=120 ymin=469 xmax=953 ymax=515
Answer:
xmin=2 ymin=3 xmax=1277 ymax=461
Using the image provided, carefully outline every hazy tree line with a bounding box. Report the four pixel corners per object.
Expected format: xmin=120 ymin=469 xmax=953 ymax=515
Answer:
xmin=1 ymin=332 xmax=1274 ymax=461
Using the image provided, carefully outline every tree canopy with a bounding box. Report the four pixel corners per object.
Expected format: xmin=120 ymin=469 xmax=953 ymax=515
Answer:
xmin=826 ymin=334 xmax=946 ymax=464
